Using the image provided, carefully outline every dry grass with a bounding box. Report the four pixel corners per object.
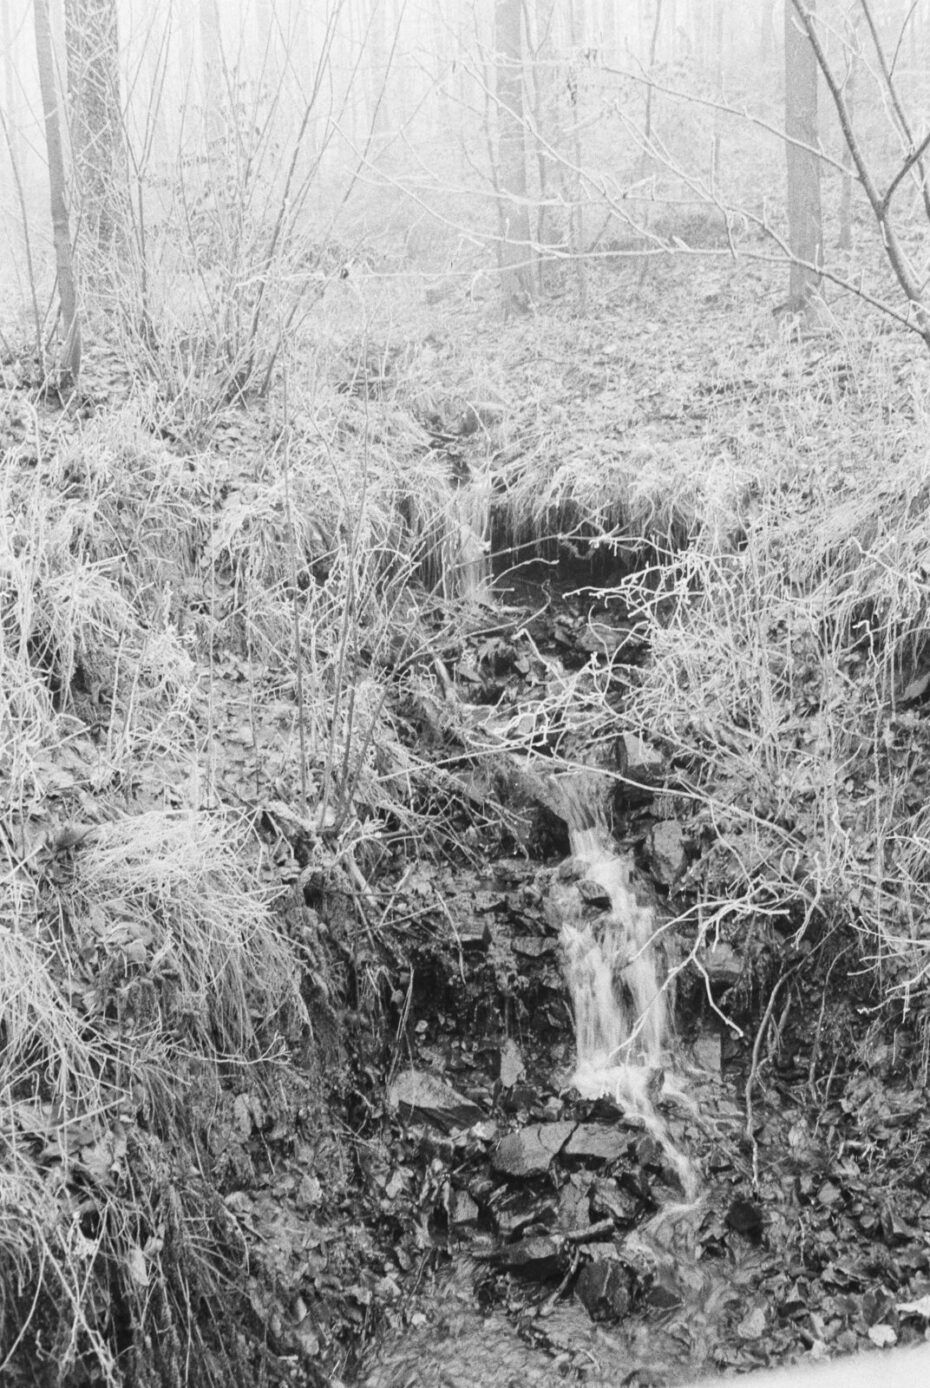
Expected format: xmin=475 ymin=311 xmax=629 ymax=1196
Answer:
xmin=604 ymin=326 xmax=930 ymax=1014
xmin=0 ymin=799 xmax=307 ymax=1385
xmin=0 ymin=309 xmax=518 ymax=1381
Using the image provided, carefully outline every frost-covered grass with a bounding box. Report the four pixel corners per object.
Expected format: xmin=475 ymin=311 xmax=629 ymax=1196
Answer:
xmin=606 ymin=315 xmax=930 ymax=1014
xmin=5 ymin=245 xmax=930 ymax=1382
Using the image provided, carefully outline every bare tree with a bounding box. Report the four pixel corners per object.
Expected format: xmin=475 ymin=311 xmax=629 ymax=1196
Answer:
xmin=495 ymin=0 xmax=533 ymax=313
xmin=530 ymin=0 xmax=559 ymax=289
xmin=64 ymin=0 xmax=125 ymax=255
xmin=34 ymin=0 xmax=81 ymax=389
xmin=790 ymin=0 xmax=930 ymax=347
xmin=199 ymin=0 xmax=225 ymax=155
xmin=784 ymin=0 xmax=822 ymax=312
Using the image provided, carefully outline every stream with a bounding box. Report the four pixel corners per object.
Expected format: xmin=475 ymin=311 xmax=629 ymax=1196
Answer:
xmin=359 ymin=782 xmax=719 ymax=1386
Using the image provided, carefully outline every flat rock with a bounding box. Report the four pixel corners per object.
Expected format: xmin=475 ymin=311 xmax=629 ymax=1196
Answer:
xmin=563 ymin=1125 xmax=629 ymax=1164
xmin=492 ymin=1122 xmax=576 ymax=1177
xmin=448 ymin=1189 xmax=480 ymax=1228
xmin=578 ymin=877 xmax=613 ymax=908
xmin=512 ymin=935 xmax=556 ymax=957
xmin=557 ymin=1177 xmax=591 ymax=1231
xmin=648 ymin=820 xmax=688 ymax=885
xmin=575 ymin=1260 xmax=632 ymax=1320
xmin=692 ymin=1032 xmax=722 ymax=1074
xmin=617 ymin=732 xmax=664 ymax=788
xmin=492 ymin=1235 xmax=562 ymax=1278
xmin=591 ymin=1176 xmax=641 ymax=1224
xmin=698 ymin=941 xmax=742 ymax=985
xmin=499 ymin=1038 xmax=525 ymax=1089
xmin=388 ymin=1068 xmax=485 ymax=1133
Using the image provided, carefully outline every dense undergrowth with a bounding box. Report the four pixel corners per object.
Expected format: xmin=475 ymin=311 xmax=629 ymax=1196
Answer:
xmin=3 ymin=248 xmax=930 ymax=1384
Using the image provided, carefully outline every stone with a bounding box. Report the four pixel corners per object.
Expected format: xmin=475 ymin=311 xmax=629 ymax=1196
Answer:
xmin=590 ymin=1177 xmax=641 ymax=1224
xmin=645 ymin=1269 xmax=682 ymax=1310
xmin=578 ymin=877 xmax=613 ymax=908
xmin=492 ymin=1235 xmax=562 ymax=1279
xmin=512 ymin=935 xmax=556 ymax=957
xmin=648 ymin=820 xmax=688 ymax=886
xmin=499 ymin=1038 xmax=525 ymax=1089
xmin=563 ymin=1125 xmax=629 ymax=1164
xmin=492 ymin=1190 xmax=556 ymax=1239
xmin=698 ymin=941 xmax=742 ymax=985
xmin=388 ymin=1069 xmax=485 ymax=1133
xmin=575 ymin=1260 xmax=632 ymax=1320
xmin=617 ymin=733 xmax=665 ymax=789
xmin=557 ymin=1177 xmax=591 ymax=1231
xmin=492 ymin=1122 xmax=576 ymax=1177
xmin=449 ymin=1189 xmax=480 ymax=1228
xmin=692 ymin=1032 xmax=722 ymax=1075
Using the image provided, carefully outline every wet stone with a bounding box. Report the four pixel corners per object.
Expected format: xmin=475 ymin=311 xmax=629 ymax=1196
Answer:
xmin=617 ymin=732 xmax=665 ymax=788
xmin=493 ymin=1190 xmax=557 ymax=1238
xmin=578 ymin=878 xmax=612 ymax=908
xmin=645 ymin=1269 xmax=683 ymax=1310
xmin=557 ymin=1177 xmax=591 ymax=1230
xmin=449 ymin=1189 xmax=480 ymax=1228
xmin=512 ymin=935 xmax=556 ymax=957
xmin=492 ymin=1122 xmax=576 ymax=1177
xmin=575 ymin=1260 xmax=632 ymax=1321
xmin=648 ymin=820 xmax=688 ymax=886
xmin=563 ymin=1124 xmax=629 ymax=1164
xmin=692 ymin=1032 xmax=722 ymax=1074
xmin=492 ymin=1235 xmax=562 ymax=1278
xmin=591 ymin=1177 xmax=641 ymax=1224
xmin=499 ymin=1038 xmax=525 ymax=1089
xmin=388 ymin=1068 xmax=486 ymax=1133
xmin=698 ymin=941 xmax=743 ymax=986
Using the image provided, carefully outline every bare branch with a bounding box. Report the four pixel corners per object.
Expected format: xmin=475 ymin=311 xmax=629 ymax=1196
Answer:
xmin=883 ymin=130 xmax=930 ymax=215
xmin=603 ymin=61 xmax=851 ymax=180
xmin=860 ymin=0 xmax=930 ymax=222
xmin=789 ymin=0 xmax=930 ymax=344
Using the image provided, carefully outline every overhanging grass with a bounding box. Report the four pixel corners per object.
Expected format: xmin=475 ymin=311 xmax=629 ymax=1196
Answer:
xmin=608 ymin=338 xmax=930 ymax=1012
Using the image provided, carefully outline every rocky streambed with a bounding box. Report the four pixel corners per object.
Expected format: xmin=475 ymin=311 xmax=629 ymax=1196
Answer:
xmin=342 ymin=828 xmax=930 ymax=1386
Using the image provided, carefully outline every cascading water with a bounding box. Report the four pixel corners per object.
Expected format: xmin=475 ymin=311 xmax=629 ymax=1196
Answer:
xmin=554 ymin=789 xmax=698 ymax=1202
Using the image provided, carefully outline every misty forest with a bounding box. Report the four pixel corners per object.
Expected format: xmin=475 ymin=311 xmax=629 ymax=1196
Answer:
xmin=5 ymin=1 xmax=930 ymax=1384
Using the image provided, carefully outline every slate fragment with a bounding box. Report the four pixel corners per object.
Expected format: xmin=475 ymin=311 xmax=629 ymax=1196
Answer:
xmin=563 ymin=1124 xmax=629 ymax=1164
xmin=448 ymin=1189 xmax=480 ymax=1228
xmin=591 ymin=1177 xmax=641 ymax=1224
xmin=575 ymin=1260 xmax=632 ymax=1320
xmin=645 ymin=1267 xmax=683 ymax=1309
xmin=726 ymin=1197 xmax=764 ymax=1240
xmin=388 ymin=1069 xmax=486 ymax=1133
xmin=499 ymin=1038 xmax=525 ymax=1089
xmin=578 ymin=877 xmax=613 ymax=909
xmin=557 ymin=1178 xmax=591 ymax=1231
xmin=492 ymin=1235 xmax=562 ymax=1278
xmin=492 ymin=1122 xmax=576 ymax=1176
xmin=493 ymin=1190 xmax=557 ymax=1238
xmin=616 ymin=732 xmax=665 ymax=790
xmin=648 ymin=820 xmax=688 ymax=886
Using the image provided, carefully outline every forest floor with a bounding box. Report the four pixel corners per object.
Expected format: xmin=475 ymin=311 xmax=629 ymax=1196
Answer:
xmin=4 ymin=247 xmax=930 ymax=1387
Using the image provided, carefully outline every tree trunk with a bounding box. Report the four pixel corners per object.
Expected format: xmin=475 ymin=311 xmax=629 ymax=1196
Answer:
xmin=838 ymin=23 xmax=859 ymax=253
xmin=532 ymin=0 xmax=559 ymax=290
xmin=495 ymin=0 xmax=533 ymax=314
xmin=642 ymin=0 xmax=663 ymax=172
xmin=367 ymin=0 xmax=390 ymax=147
xmin=199 ymin=0 xmax=225 ymax=155
xmin=759 ymin=0 xmax=774 ymax=65
xmin=785 ymin=1 xmax=823 ymax=311
xmin=34 ymin=0 xmax=81 ymax=389
xmin=64 ymin=0 xmax=125 ymax=254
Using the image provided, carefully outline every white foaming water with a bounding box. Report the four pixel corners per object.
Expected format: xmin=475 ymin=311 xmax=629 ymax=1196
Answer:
xmin=560 ymin=823 xmax=698 ymax=1201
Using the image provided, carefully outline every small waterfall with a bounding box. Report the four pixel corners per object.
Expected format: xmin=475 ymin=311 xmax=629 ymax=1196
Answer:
xmin=553 ymin=784 xmax=697 ymax=1200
